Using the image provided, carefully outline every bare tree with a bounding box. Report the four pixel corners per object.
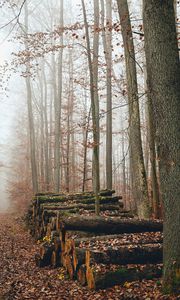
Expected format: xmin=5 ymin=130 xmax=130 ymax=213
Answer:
xmin=81 ymin=0 xmax=100 ymax=214
xmin=100 ymin=0 xmax=112 ymax=190
xmin=54 ymin=0 xmax=64 ymax=192
xmin=117 ymin=0 xmax=150 ymax=219
xmin=24 ymin=1 xmax=38 ymax=193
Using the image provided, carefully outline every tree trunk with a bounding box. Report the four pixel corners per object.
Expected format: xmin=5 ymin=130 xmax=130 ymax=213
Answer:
xmin=82 ymin=105 xmax=91 ymax=192
xmin=24 ymin=2 xmax=38 ymax=194
xmin=42 ymin=65 xmax=50 ymax=191
xmin=54 ymin=0 xmax=63 ymax=193
xmin=143 ymin=0 xmax=180 ymax=294
xmin=101 ymin=0 xmax=113 ymax=190
xmin=81 ymin=0 xmax=100 ymax=214
xmin=144 ymin=64 xmax=160 ymax=218
xmin=116 ymin=0 xmax=150 ymax=219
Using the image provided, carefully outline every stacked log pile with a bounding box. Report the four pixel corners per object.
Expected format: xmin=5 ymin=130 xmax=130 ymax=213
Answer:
xmin=31 ymin=190 xmax=126 ymax=239
xmin=28 ymin=190 xmax=163 ymax=290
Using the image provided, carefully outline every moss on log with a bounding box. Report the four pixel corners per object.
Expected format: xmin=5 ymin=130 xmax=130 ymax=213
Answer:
xmin=86 ymin=264 xmax=163 ymax=290
xmin=60 ymin=216 xmax=163 ymax=234
xmin=85 ymin=243 xmax=162 ymax=266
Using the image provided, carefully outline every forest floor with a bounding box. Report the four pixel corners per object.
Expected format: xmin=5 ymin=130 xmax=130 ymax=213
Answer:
xmin=0 ymin=213 xmax=179 ymax=300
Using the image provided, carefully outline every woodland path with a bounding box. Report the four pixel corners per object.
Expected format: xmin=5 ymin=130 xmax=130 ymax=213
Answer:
xmin=0 ymin=213 xmax=178 ymax=300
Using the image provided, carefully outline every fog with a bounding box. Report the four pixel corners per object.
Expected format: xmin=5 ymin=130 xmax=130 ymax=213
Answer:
xmin=0 ymin=87 xmax=15 ymax=211
xmin=0 ymin=0 xmax=79 ymax=211
xmin=0 ymin=24 xmax=21 ymax=211
xmin=0 ymin=0 xmax=137 ymax=211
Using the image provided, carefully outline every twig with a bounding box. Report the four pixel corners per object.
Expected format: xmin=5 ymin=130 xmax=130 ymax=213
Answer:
xmin=0 ymin=0 xmax=27 ymax=31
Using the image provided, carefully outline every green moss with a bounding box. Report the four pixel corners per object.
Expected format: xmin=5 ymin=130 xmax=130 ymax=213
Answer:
xmin=37 ymin=196 xmax=67 ymax=202
xmin=156 ymin=280 xmax=161 ymax=286
xmin=163 ymin=268 xmax=180 ymax=295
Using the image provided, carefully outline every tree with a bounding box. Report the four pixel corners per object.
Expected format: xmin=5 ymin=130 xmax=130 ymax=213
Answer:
xmin=144 ymin=65 xmax=160 ymax=218
xmin=143 ymin=0 xmax=180 ymax=294
xmin=100 ymin=0 xmax=113 ymax=190
xmin=116 ymin=0 xmax=150 ymax=219
xmin=81 ymin=0 xmax=100 ymax=214
xmin=24 ymin=1 xmax=39 ymax=193
xmin=54 ymin=0 xmax=64 ymax=193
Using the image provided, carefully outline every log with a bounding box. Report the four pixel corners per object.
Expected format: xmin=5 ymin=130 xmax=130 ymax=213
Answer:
xmin=34 ymin=195 xmax=122 ymax=205
xmin=35 ymin=254 xmax=46 ymax=268
xmin=42 ymin=210 xmax=58 ymax=222
xmin=75 ymin=196 xmax=122 ymax=205
xmin=77 ymin=264 xmax=87 ymax=286
xmin=39 ymin=242 xmax=54 ymax=260
xmin=86 ymin=264 xmax=163 ymax=290
xmin=32 ymin=193 xmax=123 ymax=230
xmin=73 ymin=248 xmax=86 ymax=275
xmin=59 ymin=216 xmax=163 ymax=234
xmin=51 ymin=250 xmax=60 ymax=268
xmin=51 ymin=236 xmax=62 ymax=267
xmin=35 ymin=192 xmax=65 ymax=197
xmin=98 ymin=189 xmax=115 ymax=196
xmin=35 ymin=236 xmax=62 ymax=268
xmin=35 ymin=242 xmax=55 ymax=267
xmin=85 ymin=243 xmax=162 ymax=266
xmin=61 ymin=239 xmax=75 ymax=278
xmin=70 ymin=232 xmax=163 ymax=248
xmin=41 ymin=203 xmax=123 ymax=212
xmin=35 ymin=189 xmax=115 ymax=199
xmin=71 ymin=243 xmax=162 ymax=276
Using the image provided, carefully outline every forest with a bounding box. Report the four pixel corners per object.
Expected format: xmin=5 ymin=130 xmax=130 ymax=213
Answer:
xmin=0 ymin=0 xmax=179 ymax=299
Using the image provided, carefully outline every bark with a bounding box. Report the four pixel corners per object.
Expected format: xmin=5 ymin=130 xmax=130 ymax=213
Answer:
xmin=35 ymin=189 xmax=115 ymax=198
xmin=81 ymin=0 xmax=100 ymax=214
xmin=66 ymin=51 xmax=73 ymax=192
xmin=41 ymin=203 xmax=122 ymax=212
xmin=116 ymin=0 xmax=150 ymax=219
xmin=38 ymin=69 xmax=45 ymax=189
xmin=86 ymin=264 xmax=162 ymax=290
xmin=143 ymin=0 xmax=180 ymax=294
xmin=77 ymin=265 xmax=87 ymax=286
xmin=82 ymin=105 xmax=91 ymax=192
xmin=54 ymin=0 xmax=63 ymax=192
xmin=148 ymin=98 xmax=160 ymax=217
xmin=70 ymin=233 xmax=163 ymax=248
xmin=101 ymin=0 xmax=112 ymax=189
xmin=174 ymin=0 xmax=177 ymax=22
xmin=73 ymin=247 xmax=86 ymax=274
xmin=59 ymin=216 xmax=163 ymax=234
xmin=24 ymin=2 xmax=38 ymax=193
xmin=144 ymin=65 xmax=160 ymax=217
xmin=36 ymin=195 xmax=122 ymax=205
xmin=35 ymin=242 xmax=55 ymax=267
xmin=85 ymin=244 xmax=162 ymax=266
xmin=121 ymin=123 xmax=127 ymax=208
xmin=42 ymin=65 xmax=50 ymax=191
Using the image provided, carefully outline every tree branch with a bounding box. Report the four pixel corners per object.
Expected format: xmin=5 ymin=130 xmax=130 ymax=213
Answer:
xmin=0 ymin=0 xmax=27 ymax=31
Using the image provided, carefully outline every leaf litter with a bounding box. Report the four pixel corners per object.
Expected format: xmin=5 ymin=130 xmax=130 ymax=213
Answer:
xmin=0 ymin=213 xmax=179 ymax=300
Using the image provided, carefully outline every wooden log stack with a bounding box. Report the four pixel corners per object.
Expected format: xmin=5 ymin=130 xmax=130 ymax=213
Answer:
xmin=31 ymin=189 xmax=126 ymax=239
xmin=27 ymin=190 xmax=163 ymax=290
